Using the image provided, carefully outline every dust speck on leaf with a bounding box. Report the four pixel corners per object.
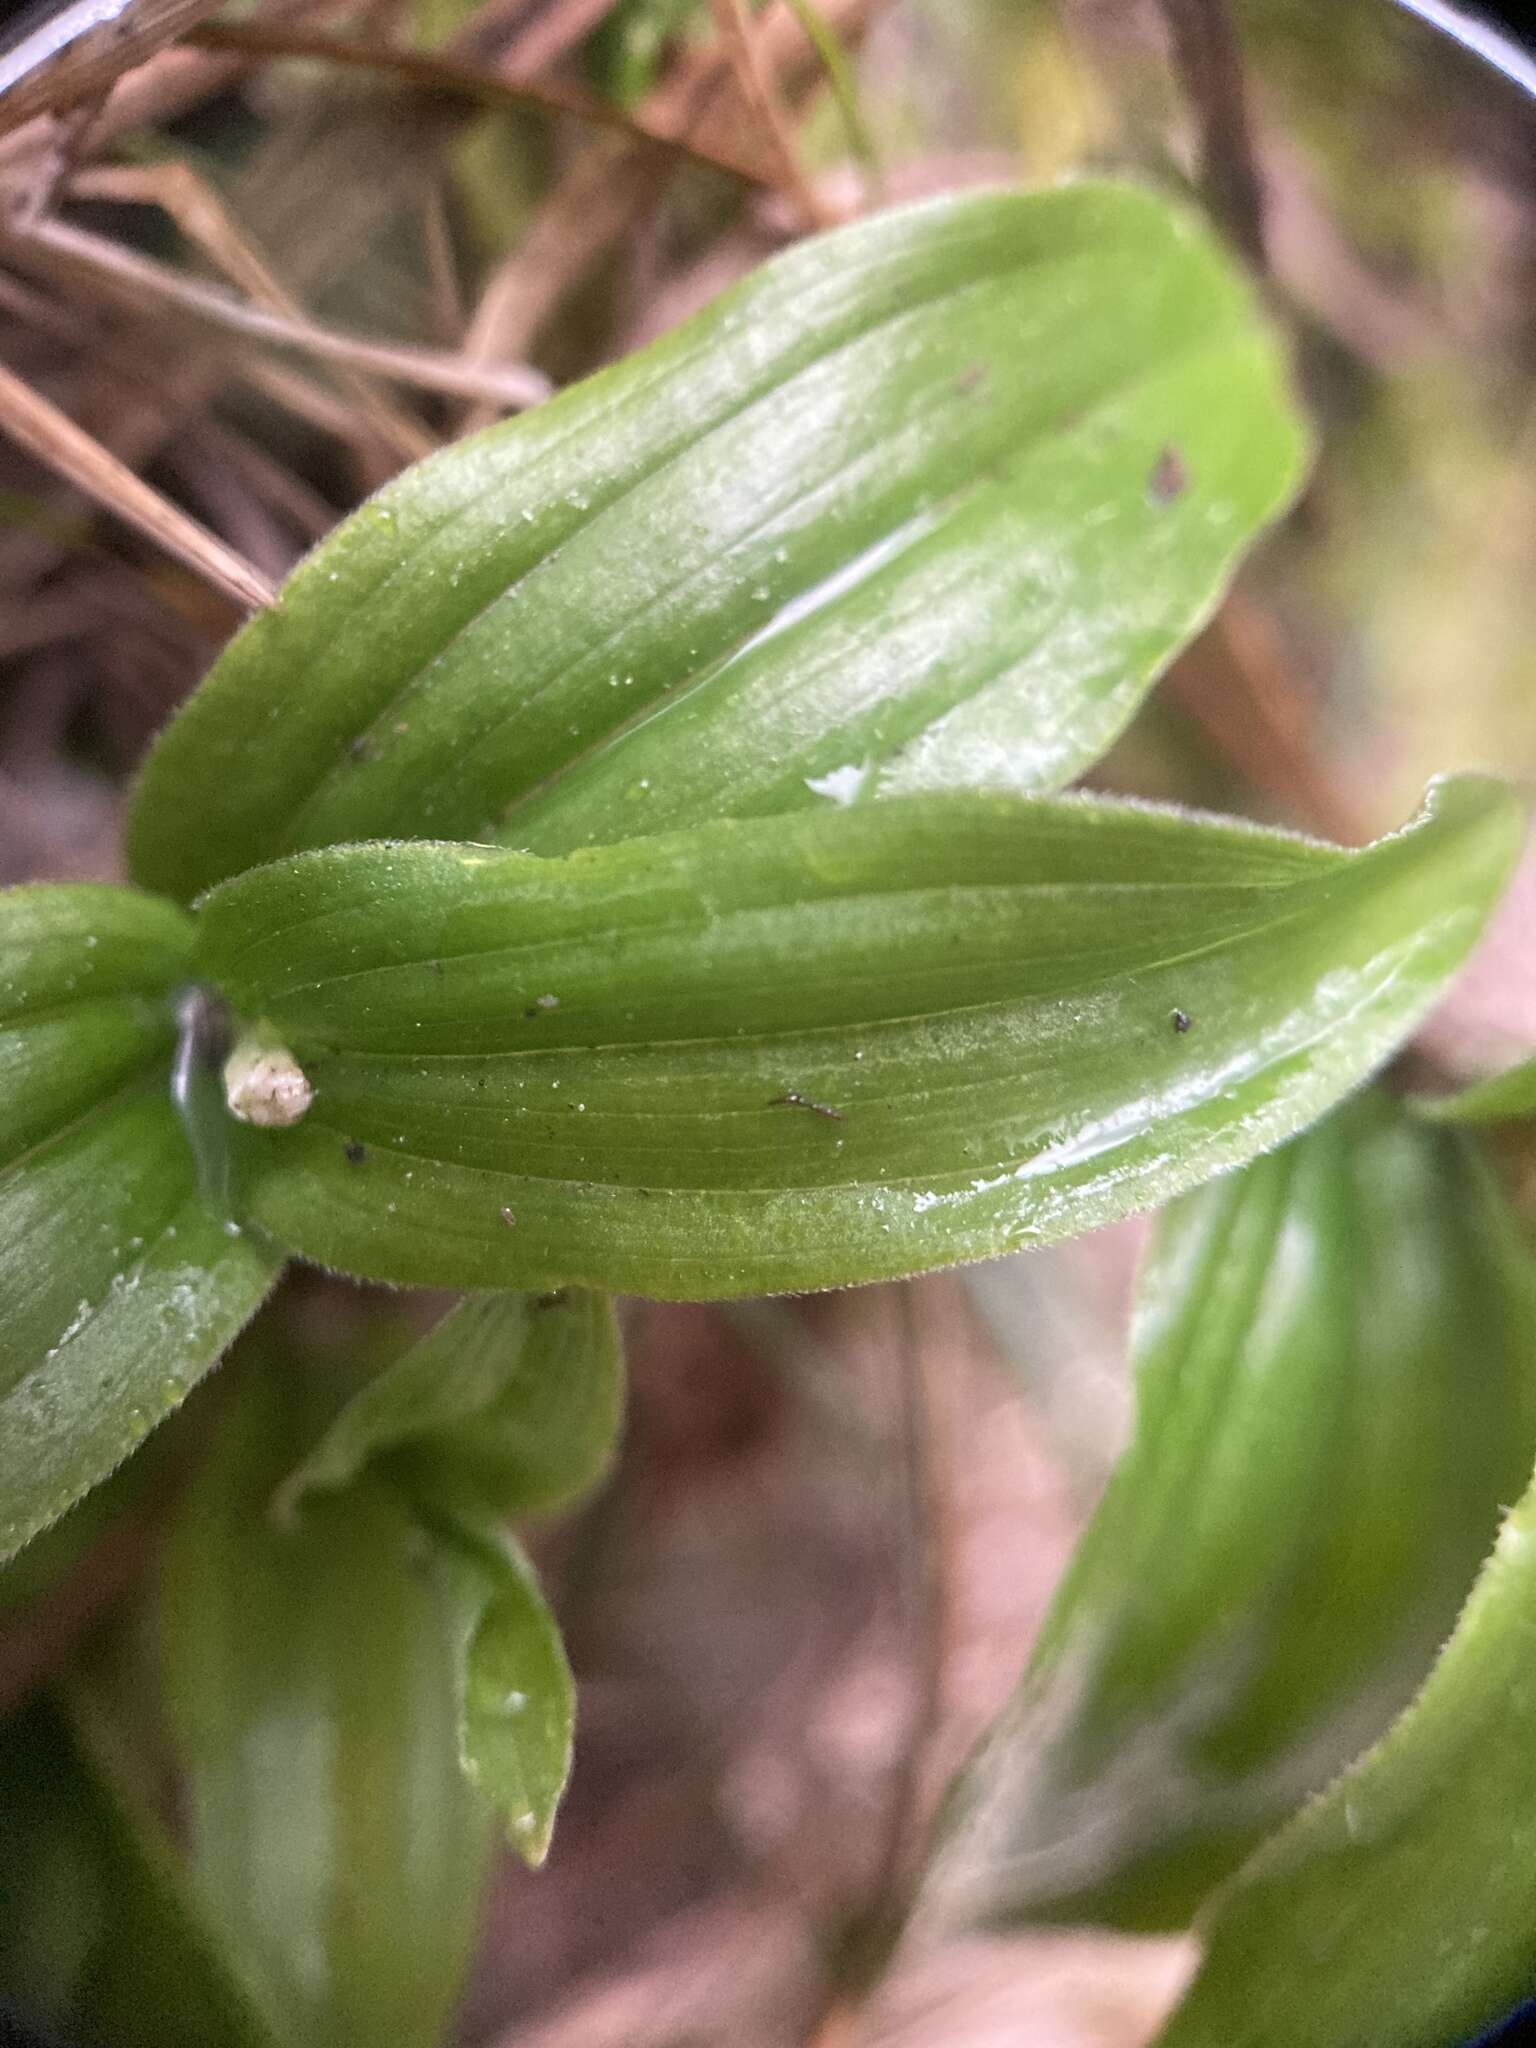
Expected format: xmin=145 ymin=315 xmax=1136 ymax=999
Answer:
xmin=1149 ymin=446 xmax=1189 ymax=503
xmin=770 ymin=1092 xmax=845 ymax=1122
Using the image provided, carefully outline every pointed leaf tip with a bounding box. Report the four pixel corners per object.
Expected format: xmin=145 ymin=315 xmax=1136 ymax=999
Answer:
xmin=193 ymin=777 xmax=1521 ymax=1299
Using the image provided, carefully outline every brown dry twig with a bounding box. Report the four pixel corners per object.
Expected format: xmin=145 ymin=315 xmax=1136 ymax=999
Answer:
xmin=708 ymin=0 xmax=837 ymax=230
xmin=1163 ymin=591 xmax=1370 ymax=845
xmin=0 ymin=354 xmax=273 ymax=610
xmin=456 ymin=0 xmax=892 ymax=419
xmin=1157 ymin=0 xmax=1266 ymax=268
xmin=189 ymin=19 xmax=774 ymax=191
xmin=0 ymin=0 xmax=223 ymax=138
xmin=0 ymin=0 xmax=348 ymax=164
xmin=65 ymin=159 xmax=436 ymax=463
xmin=7 ymin=209 xmax=552 ymax=410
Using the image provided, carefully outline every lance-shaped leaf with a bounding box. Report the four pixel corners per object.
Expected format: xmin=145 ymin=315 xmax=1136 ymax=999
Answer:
xmin=0 ymin=886 xmax=280 ymax=1564
xmin=1157 ymin=1219 xmax=1536 ymax=2047
xmin=128 ymin=181 xmax=1307 ymax=903
xmin=161 ymin=1368 xmax=494 ymax=2048
xmin=1418 ymin=1052 xmax=1536 ymax=1125
xmin=272 ymin=1290 xmax=616 ymax=1858
xmin=927 ymin=1091 xmax=1536 ymax=1937
xmin=414 ymin=1484 xmax=576 ymax=1869
xmin=194 ymin=778 xmax=1522 ymax=1299
xmin=0 ymin=1688 xmax=281 ymax=2048
xmin=276 ymin=1288 xmax=622 ymax=1524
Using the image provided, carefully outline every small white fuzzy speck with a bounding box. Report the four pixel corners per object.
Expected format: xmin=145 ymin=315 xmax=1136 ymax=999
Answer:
xmin=805 ymin=761 xmax=870 ymax=807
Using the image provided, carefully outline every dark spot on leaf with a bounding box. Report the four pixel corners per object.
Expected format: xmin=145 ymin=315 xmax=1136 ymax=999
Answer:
xmin=955 ymin=361 xmax=989 ymax=395
xmin=534 ymin=1290 xmax=568 ymax=1311
xmin=429 ymin=959 xmax=444 ymax=976
xmin=499 ymin=1206 xmax=517 ymax=1228
xmin=1149 ymin=446 xmax=1189 ymax=504
xmin=344 ymin=1140 xmax=367 ymax=1164
xmin=770 ymin=1091 xmax=845 ymax=1122
xmin=1171 ymin=1008 xmax=1192 ymax=1034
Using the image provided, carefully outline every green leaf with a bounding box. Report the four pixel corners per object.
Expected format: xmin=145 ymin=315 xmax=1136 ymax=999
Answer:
xmin=161 ymin=1367 xmax=494 ymax=2048
xmin=0 ymin=883 xmax=194 ymax=1157
xmin=275 ymin=1288 xmax=623 ymax=1525
xmin=262 ymin=1291 xmax=606 ymax=1870
xmin=589 ymin=0 xmax=708 ymax=102
xmin=0 ymin=1411 xmax=179 ymax=1620
xmin=0 ymin=1689 xmax=281 ymax=2048
xmin=1157 ymin=1216 xmax=1536 ymax=2046
xmin=194 ymin=777 xmax=1522 ymax=1299
xmin=128 ymin=182 xmax=1307 ymax=904
xmin=1417 ymin=1051 xmax=1536 ymax=1125
xmin=930 ymin=1091 xmax=1536 ymax=1937
xmin=0 ymin=886 xmax=280 ymax=1563
xmin=415 ymin=1485 xmax=576 ymax=1868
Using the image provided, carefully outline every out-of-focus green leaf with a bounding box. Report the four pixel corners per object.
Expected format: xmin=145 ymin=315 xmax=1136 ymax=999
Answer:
xmin=0 ymin=1701 xmax=103 ymax=2038
xmin=0 ymin=886 xmax=280 ymax=1564
xmin=415 ymin=1485 xmax=575 ymax=1869
xmin=1418 ymin=1051 xmax=1536 ymax=1125
xmin=0 ymin=884 xmax=192 ymax=1156
xmin=930 ymin=1091 xmax=1536 ymax=1937
xmin=128 ymin=182 xmax=1307 ymax=903
xmin=195 ymin=777 xmax=1521 ymax=1299
xmin=588 ymin=0 xmax=707 ymax=102
xmin=779 ymin=0 xmax=880 ymax=178
xmin=161 ymin=1369 xmax=493 ymax=2048
xmin=0 ymin=1413 xmax=178 ymax=1625
xmin=0 ymin=1689 xmax=279 ymax=2048
xmin=1158 ymin=1228 xmax=1536 ymax=2045
xmin=265 ymin=1289 xmax=610 ymax=1870
xmin=276 ymin=1289 xmax=622 ymax=1524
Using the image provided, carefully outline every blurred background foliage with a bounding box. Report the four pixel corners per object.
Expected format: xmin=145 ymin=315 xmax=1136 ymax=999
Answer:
xmin=0 ymin=1 xmax=1533 ymax=2043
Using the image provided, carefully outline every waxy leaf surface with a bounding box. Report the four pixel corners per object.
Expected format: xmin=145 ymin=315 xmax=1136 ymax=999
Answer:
xmin=931 ymin=1092 xmax=1536 ymax=1936
xmin=195 ymin=778 xmax=1521 ymax=1298
xmin=162 ymin=1367 xmax=493 ymax=2048
xmin=129 ymin=182 xmax=1306 ymax=902
xmin=0 ymin=1690 xmax=280 ymax=2048
xmin=1158 ymin=1202 xmax=1536 ymax=2047
xmin=0 ymin=886 xmax=279 ymax=1562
